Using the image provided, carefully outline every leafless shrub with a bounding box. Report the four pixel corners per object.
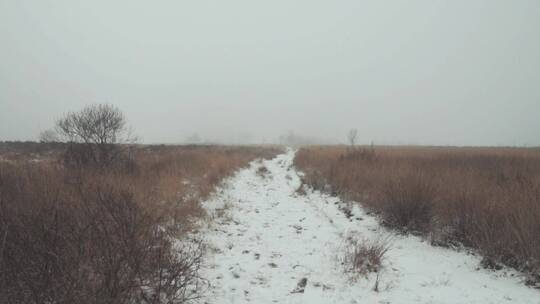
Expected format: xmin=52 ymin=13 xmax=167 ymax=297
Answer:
xmin=136 ymin=239 xmax=206 ymax=304
xmin=342 ymin=235 xmax=392 ymax=280
xmin=38 ymin=129 xmax=59 ymax=143
xmin=347 ymin=129 xmax=358 ymax=147
xmin=0 ymin=169 xmax=203 ymax=304
xmin=256 ymin=165 xmax=270 ymax=178
xmin=54 ymin=104 xmax=136 ymax=168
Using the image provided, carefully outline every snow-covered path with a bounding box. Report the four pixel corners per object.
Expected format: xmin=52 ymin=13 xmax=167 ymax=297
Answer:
xmin=200 ymin=149 xmax=539 ymax=304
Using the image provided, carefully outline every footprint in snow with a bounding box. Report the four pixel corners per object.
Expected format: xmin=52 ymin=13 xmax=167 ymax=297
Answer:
xmin=291 ymin=278 xmax=308 ymax=294
xmin=270 ymin=252 xmax=282 ymax=258
xmin=290 ymin=224 xmax=303 ymax=234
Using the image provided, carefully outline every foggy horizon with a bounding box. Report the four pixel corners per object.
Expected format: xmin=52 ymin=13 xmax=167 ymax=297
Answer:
xmin=1 ymin=1 xmax=539 ymax=146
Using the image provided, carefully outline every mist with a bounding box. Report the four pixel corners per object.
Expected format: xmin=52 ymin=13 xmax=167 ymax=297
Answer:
xmin=1 ymin=0 xmax=539 ymax=146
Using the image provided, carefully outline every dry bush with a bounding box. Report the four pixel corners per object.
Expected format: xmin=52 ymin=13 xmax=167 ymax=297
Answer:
xmin=342 ymin=235 xmax=392 ymax=279
xmin=0 ymin=144 xmax=281 ymax=303
xmin=55 ymin=104 xmax=135 ymax=169
xmin=256 ymin=165 xmax=270 ymax=178
xmin=295 ymin=146 xmax=540 ymax=286
xmin=0 ymin=164 xmax=205 ymax=304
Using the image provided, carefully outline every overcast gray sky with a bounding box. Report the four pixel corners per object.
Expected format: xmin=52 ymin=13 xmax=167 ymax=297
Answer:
xmin=1 ymin=0 xmax=539 ymax=145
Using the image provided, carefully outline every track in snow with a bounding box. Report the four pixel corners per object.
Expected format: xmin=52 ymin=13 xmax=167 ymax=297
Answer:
xmin=200 ymin=149 xmax=540 ymax=304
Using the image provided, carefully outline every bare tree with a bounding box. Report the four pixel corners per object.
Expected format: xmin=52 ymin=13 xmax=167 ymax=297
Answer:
xmin=186 ymin=133 xmax=201 ymax=144
xmin=348 ymin=128 xmax=358 ymax=147
xmin=38 ymin=129 xmax=59 ymax=143
xmin=55 ymin=104 xmax=135 ymax=167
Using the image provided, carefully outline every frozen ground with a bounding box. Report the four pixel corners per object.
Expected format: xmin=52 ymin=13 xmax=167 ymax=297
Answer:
xmin=199 ymin=149 xmax=540 ymax=304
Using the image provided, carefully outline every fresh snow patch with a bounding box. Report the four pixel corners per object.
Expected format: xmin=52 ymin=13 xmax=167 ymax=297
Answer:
xmin=198 ymin=149 xmax=540 ymax=304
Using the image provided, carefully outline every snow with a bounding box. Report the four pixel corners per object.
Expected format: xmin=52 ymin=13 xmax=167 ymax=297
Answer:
xmin=198 ymin=149 xmax=540 ymax=303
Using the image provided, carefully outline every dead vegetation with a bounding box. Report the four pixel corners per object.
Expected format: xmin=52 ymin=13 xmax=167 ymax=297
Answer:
xmin=342 ymin=235 xmax=392 ymax=280
xmin=256 ymin=165 xmax=270 ymax=178
xmin=0 ymin=143 xmax=280 ymax=304
xmin=295 ymin=145 xmax=540 ymax=286
xmin=53 ymin=104 xmax=136 ymax=168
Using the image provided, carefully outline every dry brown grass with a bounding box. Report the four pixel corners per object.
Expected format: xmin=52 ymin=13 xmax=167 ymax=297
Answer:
xmin=342 ymin=235 xmax=392 ymax=279
xmin=295 ymin=145 xmax=540 ymax=286
xmin=0 ymin=143 xmax=281 ymax=304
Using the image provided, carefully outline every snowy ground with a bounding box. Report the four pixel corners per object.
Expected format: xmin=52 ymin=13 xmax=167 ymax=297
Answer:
xmin=199 ymin=149 xmax=540 ymax=304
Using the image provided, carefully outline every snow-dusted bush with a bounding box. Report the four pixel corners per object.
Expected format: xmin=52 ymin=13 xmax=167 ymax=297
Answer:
xmin=342 ymin=235 xmax=392 ymax=279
